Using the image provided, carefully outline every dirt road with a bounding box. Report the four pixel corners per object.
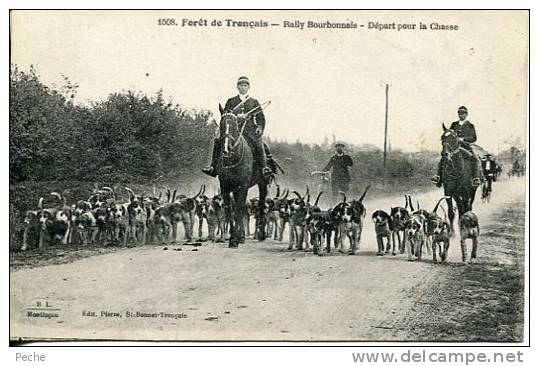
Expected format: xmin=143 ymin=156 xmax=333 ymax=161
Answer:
xmin=10 ymin=177 xmax=526 ymax=341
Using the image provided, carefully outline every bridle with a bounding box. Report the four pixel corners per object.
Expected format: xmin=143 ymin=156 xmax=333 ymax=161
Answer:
xmin=441 ymin=130 xmax=461 ymax=161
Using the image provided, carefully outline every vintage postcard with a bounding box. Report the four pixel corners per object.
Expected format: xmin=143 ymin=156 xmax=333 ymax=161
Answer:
xmin=9 ymin=10 xmax=528 ymax=342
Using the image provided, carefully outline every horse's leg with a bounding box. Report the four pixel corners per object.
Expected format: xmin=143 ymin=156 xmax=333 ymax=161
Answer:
xmin=470 ymin=237 xmax=479 ymax=263
xmin=223 ymin=191 xmax=237 ymax=248
xmin=198 ymin=215 xmax=203 ymax=239
xmin=460 ymin=236 xmax=467 ymax=263
xmin=257 ymin=182 xmax=268 ymax=241
xmin=445 ymin=196 xmax=455 ymax=236
xmin=288 ymin=225 xmax=295 ymax=250
xmin=234 ymin=188 xmax=248 ymax=244
xmin=432 ymin=239 xmax=438 ymax=263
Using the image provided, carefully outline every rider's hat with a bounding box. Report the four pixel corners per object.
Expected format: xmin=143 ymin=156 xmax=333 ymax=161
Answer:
xmin=458 ymin=106 xmax=468 ymax=114
xmin=237 ymin=76 xmax=250 ymax=85
xmin=334 ymin=141 xmax=346 ymax=148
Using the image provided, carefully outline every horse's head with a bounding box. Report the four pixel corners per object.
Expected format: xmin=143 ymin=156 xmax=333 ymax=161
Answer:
xmin=219 ymin=104 xmax=240 ymax=155
xmin=440 ymin=124 xmax=459 ymax=160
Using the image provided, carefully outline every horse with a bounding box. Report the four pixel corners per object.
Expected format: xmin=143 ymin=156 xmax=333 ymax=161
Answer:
xmin=440 ymin=124 xmax=479 ymax=234
xmin=216 ymin=105 xmax=269 ymax=247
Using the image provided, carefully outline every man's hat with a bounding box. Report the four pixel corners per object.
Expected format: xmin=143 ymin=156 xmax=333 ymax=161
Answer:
xmin=237 ymin=76 xmax=250 ymax=85
xmin=335 ymin=141 xmax=346 ymax=148
xmin=458 ymin=106 xmax=468 ymax=113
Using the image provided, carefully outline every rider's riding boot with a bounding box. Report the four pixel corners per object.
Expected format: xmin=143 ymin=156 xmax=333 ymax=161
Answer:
xmin=263 ymin=143 xmax=278 ymax=174
xmin=201 ymin=140 xmax=220 ymax=177
xmin=471 ymin=157 xmax=482 ymax=187
xmin=431 ymin=159 xmax=444 ymax=187
xmin=252 ymin=138 xmax=272 ymax=177
xmin=266 ymin=154 xmax=278 ymax=174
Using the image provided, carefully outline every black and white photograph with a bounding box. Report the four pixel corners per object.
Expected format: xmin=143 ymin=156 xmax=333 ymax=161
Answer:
xmin=8 ymin=9 xmax=529 ymax=346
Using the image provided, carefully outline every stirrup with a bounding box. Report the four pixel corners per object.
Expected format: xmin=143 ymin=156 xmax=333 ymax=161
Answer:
xmin=262 ymin=166 xmax=273 ymax=177
xmin=201 ymin=166 xmax=217 ymax=177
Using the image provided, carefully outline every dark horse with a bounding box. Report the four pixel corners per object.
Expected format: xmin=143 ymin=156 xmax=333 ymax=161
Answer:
xmin=440 ymin=124 xmax=478 ymax=234
xmin=216 ymin=105 xmax=269 ymax=247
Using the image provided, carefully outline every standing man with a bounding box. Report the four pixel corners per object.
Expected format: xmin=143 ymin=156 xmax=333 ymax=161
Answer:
xmin=323 ymin=142 xmax=354 ymax=200
xmin=481 ymin=153 xmax=496 ymax=192
xmin=432 ymin=106 xmax=483 ymax=187
xmin=202 ymin=76 xmax=274 ymax=177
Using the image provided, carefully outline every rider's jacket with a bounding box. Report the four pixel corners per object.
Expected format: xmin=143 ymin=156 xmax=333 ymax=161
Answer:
xmin=224 ymin=95 xmax=266 ymax=135
xmin=449 ymin=120 xmax=477 ymax=146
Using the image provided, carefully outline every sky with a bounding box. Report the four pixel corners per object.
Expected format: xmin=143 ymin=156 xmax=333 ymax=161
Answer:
xmin=11 ymin=10 xmax=528 ymax=153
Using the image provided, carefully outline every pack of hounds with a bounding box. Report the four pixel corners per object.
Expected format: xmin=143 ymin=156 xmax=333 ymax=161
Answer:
xmin=21 ymin=184 xmax=481 ymax=263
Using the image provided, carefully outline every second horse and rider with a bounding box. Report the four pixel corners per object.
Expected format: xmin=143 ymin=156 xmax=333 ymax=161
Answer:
xmin=199 ymin=76 xmax=488 ymax=262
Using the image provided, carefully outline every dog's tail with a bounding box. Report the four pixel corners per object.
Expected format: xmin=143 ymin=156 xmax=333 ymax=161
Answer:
xmin=102 ymin=186 xmax=116 ymax=200
xmin=292 ymin=191 xmax=303 ymax=200
xmin=439 ymin=205 xmax=448 ymax=221
xmin=38 ymin=197 xmax=44 ymax=210
xmin=50 ymin=192 xmax=65 ymax=207
xmin=339 ymin=191 xmax=347 ymax=203
xmin=172 ymin=189 xmax=177 ymax=203
xmin=407 ymin=195 xmax=415 ymax=212
xmin=124 ymin=187 xmax=135 ymax=202
xmin=281 ymin=189 xmax=289 ymax=199
xmin=304 ymin=185 xmax=310 ymax=203
xmin=432 ymin=196 xmax=450 ymax=214
xmin=192 ymin=185 xmax=205 ymax=199
xmin=274 ymin=184 xmax=280 ymax=198
xmin=358 ymin=184 xmax=371 ymax=202
xmin=314 ymin=191 xmax=323 ymax=207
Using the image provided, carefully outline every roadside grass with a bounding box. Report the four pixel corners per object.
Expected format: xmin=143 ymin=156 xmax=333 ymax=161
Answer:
xmin=405 ymin=201 xmax=525 ymax=342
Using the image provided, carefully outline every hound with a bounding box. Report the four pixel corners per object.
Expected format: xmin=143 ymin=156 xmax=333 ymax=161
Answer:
xmin=334 ymin=185 xmax=370 ymax=255
xmin=390 ymin=204 xmax=410 ymax=254
xmin=207 ymin=194 xmax=226 ymax=242
xmin=71 ymin=200 xmax=95 ymax=245
xmin=38 ymin=193 xmax=72 ymax=251
xmin=74 ymin=210 xmax=98 ymax=245
xmin=288 ymin=187 xmax=310 ymax=250
xmin=372 ymin=210 xmax=394 ymax=255
xmin=404 ymin=213 xmax=426 ymax=261
xmin=21 ymin=210 xmax=40 ymax=251
xmin=194 ymin=192 xmax=210 ymax=240
xmin=275 ymin=189 xmax=290 ymax=241
xmin=459 ymin=211 xmax=480 ymax=263
xmin=174 ymin=185 xmax=206 ymax=242
xmin=125 ymin=188 xmax=147 ymax=246
xmin=431 ymin=215 xmax=451 ymax=263
xmin=427 ymin=197 xmax=452 ymax=263
xmin=406 ymin=195 xmax=432 ymax=256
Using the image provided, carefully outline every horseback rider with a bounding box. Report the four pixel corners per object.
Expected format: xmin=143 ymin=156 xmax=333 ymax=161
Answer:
xmin=202 ymin=76 xmax=276 ymax=178
xmin=322 ymin=142 xmax=354 ymax=200
xmin=432 ymin=106 xmax=484 ymax=187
